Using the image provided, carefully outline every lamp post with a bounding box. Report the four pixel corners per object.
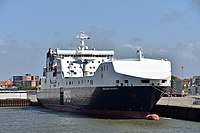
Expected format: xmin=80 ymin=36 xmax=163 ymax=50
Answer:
xmin=181 ymin=66 xmax=184 ymax=96
xmin=181 ymin=66 xmax=184 ymax=80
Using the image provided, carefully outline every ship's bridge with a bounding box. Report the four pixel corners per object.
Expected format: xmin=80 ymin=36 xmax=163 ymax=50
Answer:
xmin=56 ymin=48 xmax=114 ymax=78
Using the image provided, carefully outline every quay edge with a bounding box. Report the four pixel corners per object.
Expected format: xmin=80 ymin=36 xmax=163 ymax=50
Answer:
xmin=151 ymin=96 xmax=200 ymax=122
xmin=151 ymin=105 xmax=200 ymax=122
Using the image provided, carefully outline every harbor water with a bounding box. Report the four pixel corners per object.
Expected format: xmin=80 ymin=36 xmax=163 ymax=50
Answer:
xmin=0 ymin=106 xmax=200 ymax=133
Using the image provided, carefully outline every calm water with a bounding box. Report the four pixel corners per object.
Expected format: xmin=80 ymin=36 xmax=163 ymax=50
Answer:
xmin=0 ymin=106 xmax=199 ymax=133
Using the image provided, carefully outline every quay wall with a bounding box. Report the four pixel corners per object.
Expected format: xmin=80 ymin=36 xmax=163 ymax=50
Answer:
xmin=0 ymin=99 xmax=31 ymax=107
xmin=0 ymin=90 xmax=34 ymax=107
xmin=151 ymin=96 xmax=200 ymax=122
xmin=151 ymin=105 xmax=200 ymax=122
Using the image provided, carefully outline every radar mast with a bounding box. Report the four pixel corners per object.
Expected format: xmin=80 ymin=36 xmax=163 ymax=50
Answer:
xmin=76 ymin=32 xmax=90 ymax=50
xmin=137 ymin=47 xmax=144 ymax=60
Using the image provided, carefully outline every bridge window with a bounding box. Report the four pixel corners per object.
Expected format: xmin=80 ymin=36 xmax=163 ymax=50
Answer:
xmin=90 ymin=80 xmax=93 ymax=85
xmin=101 ymin=66 xmax=103 ymax=71
xmin=141 ymin=80 xmax=150 ymax=83
xmin=124 ymin=80 xmax=129 ymax=83
xmin=101 ymin=74 xmax=103 ymax=78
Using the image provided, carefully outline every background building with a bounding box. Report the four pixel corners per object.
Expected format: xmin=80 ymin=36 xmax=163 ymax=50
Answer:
xmin=0 ymin=80 xmax=12 ymax=88
xmin=170 ymin=76 xmax=190 ymax=96
xmin=13 ymin=74 xmax=40 ymax=88
xmin=189 ymin=76 xmax=200 ymax=95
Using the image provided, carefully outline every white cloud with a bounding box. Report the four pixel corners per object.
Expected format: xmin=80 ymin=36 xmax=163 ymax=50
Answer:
xmin=159 ymin=11 xmax=185 ymax=25
xmin=187 ymin=0 xmax=200 ymax=12
xmin=86 ymin=27 xmax=116 ymax=49
xmin=159 ymin=0 xmax=200 ymax=25
xmin=1 ymin=50 xmax=7 ymax=54
xmin=0 ymin=38 xmax=5 ymax=46
xmin=121 ymin=44 xmax=137 ymax=50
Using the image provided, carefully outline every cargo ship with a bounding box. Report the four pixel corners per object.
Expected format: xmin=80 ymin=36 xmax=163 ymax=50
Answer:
xmin=37 ymin=32 xmax=171 ymax=119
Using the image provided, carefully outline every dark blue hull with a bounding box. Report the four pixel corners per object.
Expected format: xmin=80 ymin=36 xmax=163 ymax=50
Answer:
xmin=38 ymin=86 xmax=167 ymax=118
xmin=89 ymin=86 xmax=164 ymax=112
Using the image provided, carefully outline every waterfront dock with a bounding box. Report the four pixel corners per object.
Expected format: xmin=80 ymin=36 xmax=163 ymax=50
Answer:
xmin=0 ymin=90 xmax=37 ymax=107
xmin=151 ymin=96 xmax=200 ymax=122
xmin=0 ymin=99 xmax=30 ymax=107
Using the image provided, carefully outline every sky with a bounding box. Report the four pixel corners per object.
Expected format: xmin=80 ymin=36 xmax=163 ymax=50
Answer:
xmin=0 ymin=0 xmax=200 ymax=80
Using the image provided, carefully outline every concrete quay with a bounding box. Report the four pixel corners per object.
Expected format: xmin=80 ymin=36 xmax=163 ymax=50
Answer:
xmin=151 ymin=96 xmax=200 ymax=122
xmin=157 ymin=96 xmax=200 ymax=108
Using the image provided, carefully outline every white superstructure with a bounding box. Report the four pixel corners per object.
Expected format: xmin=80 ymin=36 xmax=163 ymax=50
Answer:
xmin=41 ymin=32 xmax=171 ymax=90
